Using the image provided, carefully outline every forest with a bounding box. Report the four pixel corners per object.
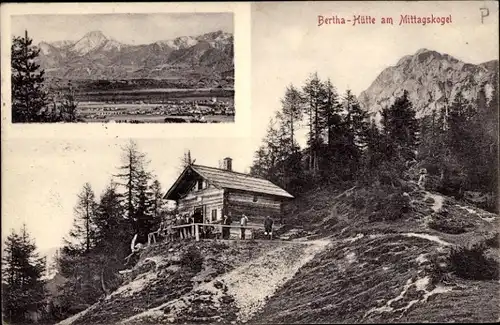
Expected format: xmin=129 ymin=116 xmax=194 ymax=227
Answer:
xmin=249 ymin=73 xmax=498 ymax=213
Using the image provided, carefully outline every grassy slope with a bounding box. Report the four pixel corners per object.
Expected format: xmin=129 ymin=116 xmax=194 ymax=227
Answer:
xmin=64 ymin=240 xmax=270 ymax=324
xmin=58 ymin=183 xmax=498 ymax=324
xmin=250 ymin=185 xmax=499 ymax=324
xmin=58 ymin=239 xmax=330 ymax=325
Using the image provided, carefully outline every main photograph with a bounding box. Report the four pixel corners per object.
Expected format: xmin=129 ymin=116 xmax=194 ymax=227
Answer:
xmin=2 ymin=1 xmax=499 ymax=325
xmin=10 ymin=12 xmax=235 ymax=123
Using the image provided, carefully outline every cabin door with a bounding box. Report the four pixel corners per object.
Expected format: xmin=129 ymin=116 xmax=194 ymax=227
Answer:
xmin=193 ymin=206 xmax=204 ymax=223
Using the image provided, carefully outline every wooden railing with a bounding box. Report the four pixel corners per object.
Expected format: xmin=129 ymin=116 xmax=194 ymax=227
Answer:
xmin=148 ymin=222 xmax=272 ymax=244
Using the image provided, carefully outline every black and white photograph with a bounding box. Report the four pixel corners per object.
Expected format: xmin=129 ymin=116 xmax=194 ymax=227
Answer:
xmin=9 ymin=13 xmax=235 ymax=124
xmin=1 ymin=1 xmax=499 ymax=325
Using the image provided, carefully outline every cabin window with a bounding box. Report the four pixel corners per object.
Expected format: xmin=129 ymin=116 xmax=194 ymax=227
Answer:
xmin=197 ymin=180 xmax=203 ymax=191
xmin=253 ymin=195 xmax=258 ymax=202
xmin=211 ymin=209 xmax=217 ymax=222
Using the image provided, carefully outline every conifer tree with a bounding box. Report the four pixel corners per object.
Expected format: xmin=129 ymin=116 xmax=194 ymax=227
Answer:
xmin=381 ymin=90 xmax=419 ymax=165
xmin=59 ymin=81 xmax=79 ymax=122
xmin=134 ymin=170 xmax=156 ymax=239
xmin=302 ymin=73 xmax=325 ymax=172
xmin=320 ymin=79 xmax=342 ymax=149
xmin=11 ymin=30 xmax=48 ymax=123
xmin=179 ymin=150 xmax=194 ymax=172
xmin=93 ymin=181 xmax=130 ymax=252
xmin=280 ymin=84 xmax=304 ymax=152
xmin=2 ymin=225 xmax=46 ymax=324
xmin=115 ymin=140 xmax=149 ymax=221
xmin=115 ymin=140 xmax=153 ymax=242
xmin=69 ymin=183 xmax=98 ymax=253
xmin=150 ymin=178 xmax=166 ymax=220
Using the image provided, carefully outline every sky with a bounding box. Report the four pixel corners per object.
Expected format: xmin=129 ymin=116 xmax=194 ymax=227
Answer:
xmin=10 ymin=13 xmax=234 ymax=45
xmin=2 ymin=1 xmax=499 ymax=256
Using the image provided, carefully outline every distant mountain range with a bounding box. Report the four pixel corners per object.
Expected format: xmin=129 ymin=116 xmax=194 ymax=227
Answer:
xmin=36 ymin=30 xmax=234 ymax=81
xmin=359 ymin=48 xmax=498 ymax=120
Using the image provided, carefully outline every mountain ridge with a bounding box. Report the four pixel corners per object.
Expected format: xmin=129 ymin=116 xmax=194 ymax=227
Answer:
xmin=359 ymin=48 xmax=498 ymax=120
xmin=37 ymin=30 xmax=234 ymax=81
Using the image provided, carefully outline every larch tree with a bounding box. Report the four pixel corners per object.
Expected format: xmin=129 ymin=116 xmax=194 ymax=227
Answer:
xmin=70 ymin=183 xmax=98 ymax=253
xmin=114 ymin=140 xmax=152 ymax=243
xmin=115 ymin=140 xmax=149 ymax=221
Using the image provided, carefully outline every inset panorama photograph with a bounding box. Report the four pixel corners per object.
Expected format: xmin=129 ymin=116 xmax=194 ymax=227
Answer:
xmin=10 ymin=13 xmax=235 ymax=123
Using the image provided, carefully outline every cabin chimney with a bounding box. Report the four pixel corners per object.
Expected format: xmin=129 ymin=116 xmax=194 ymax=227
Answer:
xmin=222 ymin=157 xmax=232 ymax=171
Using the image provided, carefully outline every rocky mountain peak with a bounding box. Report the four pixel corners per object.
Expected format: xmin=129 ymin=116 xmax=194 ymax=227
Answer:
xmin=84 ymin=30 xmax=107 ymax=40
xmin=359 ymin=49 xmax=498 ymax=121
xmin=35 ymin=29 xmax=234 ymax=80
xmin=71 ymin=30 xmax=108 ymax=55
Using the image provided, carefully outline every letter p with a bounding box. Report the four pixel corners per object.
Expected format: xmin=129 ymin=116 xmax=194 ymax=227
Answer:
xmin=480 ymin=7 xmax=489 ymax=24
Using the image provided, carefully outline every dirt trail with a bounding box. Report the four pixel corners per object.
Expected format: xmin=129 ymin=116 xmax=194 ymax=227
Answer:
xmin=424 ymin=191 xmax=444 ymax=213
xmin=123 ymin=240 xmax=330 ymax=324
xmin=224 ymin=239 xmax=330 ymax=323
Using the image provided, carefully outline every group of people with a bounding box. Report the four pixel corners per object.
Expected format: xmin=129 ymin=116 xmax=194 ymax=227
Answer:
xmin=148 ymin=211 xmax=277 ymax=244
xmin=223 ymin=213 xmax=275 ymax=240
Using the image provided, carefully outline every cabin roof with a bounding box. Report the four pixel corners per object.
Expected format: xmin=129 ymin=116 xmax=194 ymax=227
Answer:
xmin=164 ymin=164 xmax=294 ymax=200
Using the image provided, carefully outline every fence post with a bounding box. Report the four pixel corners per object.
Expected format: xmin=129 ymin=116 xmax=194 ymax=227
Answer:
xmin=195 ymin=224 xmax=200 ymax=241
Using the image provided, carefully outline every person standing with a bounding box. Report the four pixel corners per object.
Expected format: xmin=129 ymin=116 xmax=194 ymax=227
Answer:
xmin=222 ymin=214 xmax=229 ymax=239
xmin=185 ymin=214 xmax=193 ymax=239
xmin=240 ymin=214 xmax=249 ymax=240
xmin=264 ymin=216 xmax=274 ymax=240
xmin=175 ymin=214 xmax=183 ymax=240
xmin=167 ymin=221 xmax=175 ymax=242
xmin=222 ymin=212 xmax=232 ymax=240
xmin=181 ymin=214 xmax=189 ymax=239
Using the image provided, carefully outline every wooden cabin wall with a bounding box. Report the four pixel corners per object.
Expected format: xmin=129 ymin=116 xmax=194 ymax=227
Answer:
xmin=177 ymin=186 xmax=224 ymax=222
xmin=226 ymin=191 xmax=283 ymax=225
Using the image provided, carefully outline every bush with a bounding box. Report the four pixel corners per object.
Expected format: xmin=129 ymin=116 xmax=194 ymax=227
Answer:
xmin=425 ymin=197 xmax=435 ymax=204
xmin=180 ymin=246 xmax=204 ymax=272
xmin=427 ymin=254 xmax=449 ymax=285
xmin=373 ymin=192 xmax=411 ymax=221
xmin=351 ymin=195 xmax=366 ymax=209
xmin=428 ymin=213 xmax=475 ymax=234
xmin=448 ymin=243 xmax=499 ymax=281
xmin=483 ymin=233 xmax=499 ymax=248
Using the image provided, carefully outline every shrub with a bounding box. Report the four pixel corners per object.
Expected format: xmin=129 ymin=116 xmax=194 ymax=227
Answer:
xmin=483 ymin=233 xmax=499 ymax=248
xmin=212 ymin=241 xmax=229 ymax=250
xmin=448 ymin=243 xmax=499 ymax=281
xmin=351 ymin=195 xmax=366 ymax=209
xmin=428 ymin=212 xmax=475 ymax=234
xmin=424 ymin=197 xmax=435 ymax=204
xmin=382 ymin=192 xmax=411 ymax=221
xmin=426 ymin=254 xmax=449 ymax=285
xmin=180 ymin=246 xmax=204 ymax=272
